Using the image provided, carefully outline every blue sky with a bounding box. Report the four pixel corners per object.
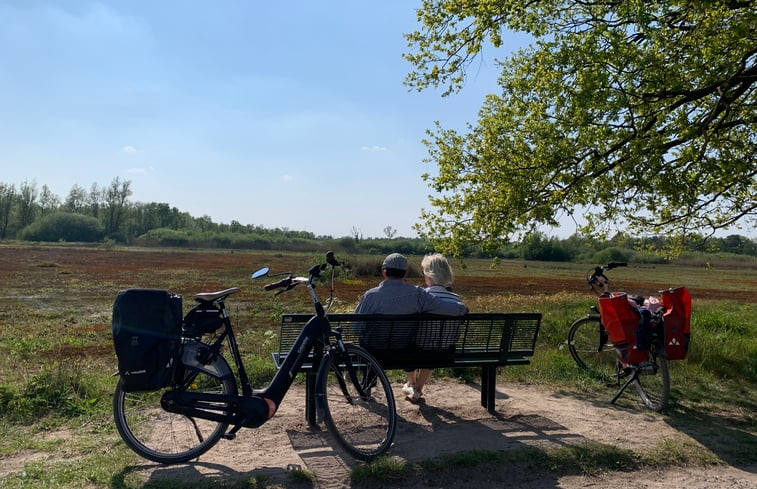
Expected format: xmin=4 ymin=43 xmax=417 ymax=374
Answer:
xmin=0 ymin=1 xmax=538 ymax=238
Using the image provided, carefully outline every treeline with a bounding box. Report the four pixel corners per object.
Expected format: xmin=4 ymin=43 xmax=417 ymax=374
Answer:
xmin=1 ymin=178 xmax=755 ymax=262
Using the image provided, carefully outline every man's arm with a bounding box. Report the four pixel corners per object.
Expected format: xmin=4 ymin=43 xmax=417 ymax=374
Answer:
xmin=419 ymin=288 xmax=467 ymax=315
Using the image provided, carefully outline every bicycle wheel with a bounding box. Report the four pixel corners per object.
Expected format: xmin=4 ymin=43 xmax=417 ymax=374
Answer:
xmin=317 ymin=343 xmax=396 ymax=461
xmin=634 ymin=342 xmax=670 ymax=411
xmin=113 ymin=360 xmax=237 ymax=464
xmin=567 ymin=315 xmax=618 ymax=380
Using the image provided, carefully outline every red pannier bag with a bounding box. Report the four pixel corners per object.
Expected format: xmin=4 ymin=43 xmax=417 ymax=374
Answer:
xmin=661 ymin=287 xmax=691 ymax=360
xmin=598 ymin=292 xmax=648 ymax=364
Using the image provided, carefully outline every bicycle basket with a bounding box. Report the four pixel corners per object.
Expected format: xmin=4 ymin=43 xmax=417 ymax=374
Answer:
xmin=661 ymin=287 xmax=691 ymax=360
xmin=597 ymin=292 xmax=648 ymax=364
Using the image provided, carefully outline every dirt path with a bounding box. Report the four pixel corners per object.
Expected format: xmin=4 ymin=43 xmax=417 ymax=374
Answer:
xmin=127 ymin=380 xmax=756 ymax=489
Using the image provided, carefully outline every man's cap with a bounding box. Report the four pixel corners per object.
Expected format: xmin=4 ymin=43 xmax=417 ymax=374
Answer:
xmin=382 ymin=253 xmax=408 ymax=270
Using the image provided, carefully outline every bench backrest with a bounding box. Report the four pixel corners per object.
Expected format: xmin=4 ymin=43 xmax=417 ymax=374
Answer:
xmin=279 ymin=313 xmax=541 ymax=367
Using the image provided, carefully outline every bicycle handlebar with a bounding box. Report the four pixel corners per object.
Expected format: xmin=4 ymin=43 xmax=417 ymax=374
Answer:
xmin=257 ymin=251 xmax=341 ymax=299
xmin=264 ymin=277 xmax=292 ymax=291
xmin=587 ymin=262 xmax=628 ymax=295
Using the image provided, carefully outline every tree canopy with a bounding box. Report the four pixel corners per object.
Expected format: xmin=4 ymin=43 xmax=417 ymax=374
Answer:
xmin=404 ymin=0 xmax=756 ymax=257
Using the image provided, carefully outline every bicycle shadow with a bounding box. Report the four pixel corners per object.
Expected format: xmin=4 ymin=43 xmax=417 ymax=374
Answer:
xmin=514 ymin=380 xmax=757 ymax=475
xmin=111 ymin=461 xmax=301 ymax=488
xmin=664 ymin=402 xmax=757 ymax=473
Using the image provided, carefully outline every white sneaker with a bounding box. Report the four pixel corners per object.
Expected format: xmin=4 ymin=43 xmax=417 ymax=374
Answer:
xmin=411 ymin=389 xmax=422 ymax=402
xmin=402 ymin=383 xmax=422 ymax=402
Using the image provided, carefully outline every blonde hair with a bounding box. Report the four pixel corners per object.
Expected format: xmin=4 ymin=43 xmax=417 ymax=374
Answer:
xmin=421 ymin=253 xmax=454 ymax=288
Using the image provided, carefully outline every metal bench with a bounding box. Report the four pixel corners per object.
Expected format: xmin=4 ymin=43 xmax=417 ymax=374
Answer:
xmin=273 ymin=313 xmax=542 ymax=424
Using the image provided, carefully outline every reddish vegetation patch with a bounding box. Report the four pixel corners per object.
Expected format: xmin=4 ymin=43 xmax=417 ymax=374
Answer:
xmin=42 ymin=344 xmax=113 ymax=361
xmin=1 ymin=245 xmax=754 ymax=304
xmin=346 ymin=274 xmax=756 ymax=303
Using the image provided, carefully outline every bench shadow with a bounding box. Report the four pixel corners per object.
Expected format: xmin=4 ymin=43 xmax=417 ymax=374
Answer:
xmin=396 ymin=398 xmax=586 ymax=458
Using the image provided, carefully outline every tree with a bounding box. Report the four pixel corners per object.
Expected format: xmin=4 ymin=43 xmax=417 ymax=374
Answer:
xmin=351 ymin=225 xmax=363 ymax=242
xmin=405 ymin=1 xmax=756 ymax=257
xmin=383 ymin=225 xmax=397 ymax=239
xmin=87 ymin=182 xmax=103 ymax=218
xmin=105 ymin=177 xmax=132 ymax=237
xmin=39 ymin=185 xmax=61 ymax=217
xmin=0 ymin=183 xmax=15 ymax=239
xmin=17 ymin=180 xmax=38 ymax=229
xmin=64 ymin=184 xmax=87 ymax=214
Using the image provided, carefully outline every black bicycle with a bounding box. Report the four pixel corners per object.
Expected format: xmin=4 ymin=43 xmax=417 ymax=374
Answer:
xmin=113 ymin=251 xmax=396 ymax=463
xmin=566 ymin=262 xmax=670 ymax=411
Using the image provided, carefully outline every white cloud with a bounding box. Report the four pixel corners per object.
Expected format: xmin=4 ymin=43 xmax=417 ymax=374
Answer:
xmin=122 ymin=145 xmax=137 ymax=153
xmin=360 ymin=145 xmax=387 ymax=152
xmin=282 ymin=174 xmax=294 ymax=182
xmin=127 ymin=166 xmax=155 ymax=174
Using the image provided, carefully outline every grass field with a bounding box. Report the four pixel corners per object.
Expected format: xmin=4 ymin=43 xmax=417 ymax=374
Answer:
xmin=0 ymin=243 xmax=755 ymax=488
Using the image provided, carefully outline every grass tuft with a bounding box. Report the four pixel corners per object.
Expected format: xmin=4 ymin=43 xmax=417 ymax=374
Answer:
xmin=350 ymin=456 xmax=414 ymax=484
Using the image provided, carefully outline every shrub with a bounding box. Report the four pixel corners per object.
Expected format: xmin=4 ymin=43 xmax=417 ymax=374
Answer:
xmin=592 ymin=246 xmax=633 ymax=264
xmin=18 ymin=212 xmax=104 ymax=242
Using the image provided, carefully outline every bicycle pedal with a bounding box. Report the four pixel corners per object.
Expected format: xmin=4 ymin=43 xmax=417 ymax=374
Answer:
xmin=222 ymin=432 xmax=236 ymax=440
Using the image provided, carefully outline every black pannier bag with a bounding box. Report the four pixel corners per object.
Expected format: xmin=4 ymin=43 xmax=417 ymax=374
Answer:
xmin=112 ymin=289 xmax=183 ymax=392
xmin=183 ymin=302 xmax=225 ymax=336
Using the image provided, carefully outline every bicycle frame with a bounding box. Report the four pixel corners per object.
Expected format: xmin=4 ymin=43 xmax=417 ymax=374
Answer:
xmin=161 ymin=259 xmax=353 ymax=438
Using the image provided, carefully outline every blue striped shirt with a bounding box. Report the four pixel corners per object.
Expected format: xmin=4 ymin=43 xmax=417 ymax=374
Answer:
xmin=425 ymin=284 xmax=463 ymax=304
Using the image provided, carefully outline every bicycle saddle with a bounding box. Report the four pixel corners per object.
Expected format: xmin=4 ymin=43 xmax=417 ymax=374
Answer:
xmin=193 ymin=287 xmax=241 ymax=302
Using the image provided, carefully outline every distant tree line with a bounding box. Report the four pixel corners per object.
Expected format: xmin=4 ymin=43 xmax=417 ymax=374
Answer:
xmin=1 ymin=179 xmax=755 ymax=262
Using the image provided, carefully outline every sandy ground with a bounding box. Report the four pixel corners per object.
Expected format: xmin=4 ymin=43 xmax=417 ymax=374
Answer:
xmin=108 ymin=379 xmax=757 ymax=489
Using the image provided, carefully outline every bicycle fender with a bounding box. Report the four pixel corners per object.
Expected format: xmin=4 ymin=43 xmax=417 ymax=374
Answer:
xmin=181 ymin=340 xmax=233 ymax=380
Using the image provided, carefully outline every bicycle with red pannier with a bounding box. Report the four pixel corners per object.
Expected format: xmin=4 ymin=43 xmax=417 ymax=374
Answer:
xmin=567 ymin=262 xmax=692 ymax=411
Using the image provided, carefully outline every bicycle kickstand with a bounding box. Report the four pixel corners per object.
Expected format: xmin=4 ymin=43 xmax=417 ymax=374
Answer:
xmin=610 ymin=370 xmax=638 ymax=405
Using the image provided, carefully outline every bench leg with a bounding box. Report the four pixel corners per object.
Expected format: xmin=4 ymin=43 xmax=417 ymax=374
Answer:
xmin=305 ymin=370 xmax=317 ymax=427
xmin=481 ymin=366 xmax=497 ymax=414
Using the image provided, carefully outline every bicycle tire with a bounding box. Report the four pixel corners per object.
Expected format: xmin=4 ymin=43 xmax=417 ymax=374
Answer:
xmin=567 ymin=315 xmax=618 ymax=380
xmin=113 ymin=358 xmax=237 ymax=464
xmin=634 ymin=341 xmax=670 ymax=411
xmin=316 ymin=343 xmax=396 ymax=461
